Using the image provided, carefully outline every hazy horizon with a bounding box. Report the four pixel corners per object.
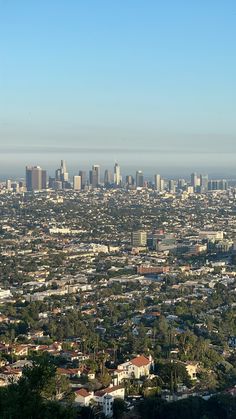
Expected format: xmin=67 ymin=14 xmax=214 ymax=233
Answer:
xmin=1 ymin=146 xmax=236 ymax=180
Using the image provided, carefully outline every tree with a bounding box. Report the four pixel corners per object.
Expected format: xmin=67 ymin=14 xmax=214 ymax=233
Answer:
xmin=113 ymin=398 xmax=127 ymax=419
xmin=0 ymin=355 xmax=76 ymax=419
xmin=156 ymin=362 xmax=192 ymax=391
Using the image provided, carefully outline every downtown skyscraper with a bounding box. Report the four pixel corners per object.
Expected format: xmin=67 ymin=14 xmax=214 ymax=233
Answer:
xmin=114 ymin=163 xmax=121 ymax=186
xmin=25 ymin=166 xmax=47 ymax=191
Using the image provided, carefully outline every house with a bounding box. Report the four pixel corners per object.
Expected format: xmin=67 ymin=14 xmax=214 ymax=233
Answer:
xmin=184 ymin=362 xmax=199 ymax=380
xmin=94 ymin=385 xmax=125 ymax=403
xmin=74 ymin=385 xmax=125 ymax=411
xmin=110 ymin=368 xmax=127 ymax=386
xmin=117 ymin=354 xmax=153 ymax=380
xmin=11 ymin=360 xmax=33 ymax=370
xmin=74 ymin=388 xmax=94 ymax=406
xmin=12 ymin=345 xmax=29 ymax=357
xmin=57 ymin=368 xmax=81 ymax=379
xmin=0 ymin=367 xmax=22 ymax=385
xmin=28 ymin=330 xmax=44 ymax=340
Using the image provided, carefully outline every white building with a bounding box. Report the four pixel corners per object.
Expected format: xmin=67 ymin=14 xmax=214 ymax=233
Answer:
xmin=73 ymin=175 xmax=82 ymax=190
xmin=0 ymin=289 xmax=12 ymax=300
xmin=199 ymin=231 xmax=224 ymax=241
xmin=74 ymin=389 xmax=94 ymax=406
xmin=103 ymin=394 xmax=113 ymax=417
xmin=114 ymin=163 xmax=121 ymax=186
xmin=116 ymin=354 xmax=153 ymax=381
xmin=74 ymin=385 xmax=125 ymax=415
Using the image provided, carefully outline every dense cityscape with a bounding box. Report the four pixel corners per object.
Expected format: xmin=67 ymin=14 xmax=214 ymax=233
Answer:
xmin=2 ymin=0 xmax=236 ymax=416
xmin=4 ymin=160 xmax=230 ymax=194
xmin=0 ymin=161 xmax=236 ymax=417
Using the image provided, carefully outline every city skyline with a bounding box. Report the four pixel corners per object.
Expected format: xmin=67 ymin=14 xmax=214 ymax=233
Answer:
xmin=1 ymin=2 xmax=236 ymax=416
xmin=3 ymin=160 xmax=230 ymax=193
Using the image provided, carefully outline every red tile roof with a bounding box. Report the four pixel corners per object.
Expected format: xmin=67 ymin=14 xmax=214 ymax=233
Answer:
xmin=130 ymin=355 xmax=150 ymax=367
xmin=75 ymin=388 xmax=91 ymax=397
xmin=95 ymin=385 xmax=123 ymax=397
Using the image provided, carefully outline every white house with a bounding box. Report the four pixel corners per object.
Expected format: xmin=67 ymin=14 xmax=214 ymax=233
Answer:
xmin=116 ymin=354 xmax=153 ymax=381
xmin=74 ymin=385 xmax=125 ymax=409
xmin=74 ymin=388 xmax=94 ymax=406
xmin=94 ymin=385 xmax=125 ymax=406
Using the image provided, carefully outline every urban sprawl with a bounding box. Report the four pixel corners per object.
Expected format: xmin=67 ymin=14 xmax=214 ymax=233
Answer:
xmin=1 ymin=160 xmax=236 ymax=417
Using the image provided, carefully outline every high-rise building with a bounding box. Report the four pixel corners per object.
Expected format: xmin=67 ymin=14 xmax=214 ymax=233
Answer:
xmin=154 ymin=174 xmax=161 ymax=191
xmin=177 ymin=178 xmax=186 ymax=190
xmin=6 ymin=179 xmax=12 ymax=190
xmin=114 ymin=163 xmax=121 ymax=186
xmin=73 ymin=175 xmax=82 ymax=190
xmin=169 ymin=179 xmax=175 ymax=193
xmin=26 ymin=166 xmax=47 ymax=191
xmin=208 ymin=179 xmax=228 ymax=191
xmin=191 ymin=172 xmax=198 ymax=190
xmin=91 ymin=165 xmax=100 ymax=188
xmin=42 ymin=170 xmax=47 ymax=190
xmin=79 ymin=170 xmax=86 ymax=189
xmin=104 ymin=170 xmax=113 ymax=186
xmin=161 ymin=179 xmax=165 ymax=191
xmin=126 ymin=175 xmax=134 ymax=187
xmin=200 ymin=174 xmax=208 ymax=193
xmin=131 ymin=230 xmax=147 ymax=247
xmin=55 ymin=160 xmax=69 ymax=187
xmin=219 ymin=179 xmax=228 ymax=190
xmin=55 ymin=168 xmax=61 ymax=181
xmin=136 ymin=170 xmax=144 ymax=188
xmin=60 ymin=160 xmax=69 ymax=182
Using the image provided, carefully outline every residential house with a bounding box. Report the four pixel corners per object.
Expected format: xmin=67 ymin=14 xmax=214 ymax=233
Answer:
xmin=117 ymin=354 xmax=153 ymax=380
xmin=74 ymin=388 xmax=94 ymax=406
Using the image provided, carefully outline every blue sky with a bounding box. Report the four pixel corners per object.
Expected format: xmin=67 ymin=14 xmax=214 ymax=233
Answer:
xmin=0 ymin=0 xmax=236 ymax=176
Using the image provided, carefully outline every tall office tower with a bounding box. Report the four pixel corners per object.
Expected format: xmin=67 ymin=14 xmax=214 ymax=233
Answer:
xmin=169 ymin=179 xmax=175 ymax=193
xmin=26 ymin=166 xmax=47 ymax=191
xmin=191 ymin=172 xmax=198 ymax=190
xmin=208 ymin=180 xmax=227 ymax=191
xmin=73 ymin=175 xmax=82 ymax=190
xmin=12 ymin=182 xmax=19 ymax=193
xmin=136 ymin=170 xmax=144 ymax=187
xmin=219 ymin=179 xmax=228 ymax=190
xmin=160 ymin=179 xmax=165 ymax=191
xmin=41 ymin=169 xmax=47 ymax=189
xmin=60 ymin=160 xmax=69 ymax=182
xmin=126 ymin=175 xmax=134 ymax=187
xmin=91 ymin=165 xmax=100 ymax=188
xmin=79 ymin=170 xmax=86 ymax=189
xmin=200 ymin=174 xmax=209 ymax=193
xmin=131 ymin=230 xmax=147 ymax=247
xmin=48 ymin=177 xmax=55 ymax=189
xmin=6 ymin=179 xmax=12 ymax=190
xmin=114 ymin=162 xmax=121 ymax=186
xmin=154 ymin=174 xmax=161 ymax=191
xmin=178 ymin=178 xmax=186 ymax=190
xmin=55 ymin=168 xmax=61 ymax=181
xmin=208 ymin=180 xmax=216 ymax=191
xmin=104 ymin=170 xmax=113 ymax=186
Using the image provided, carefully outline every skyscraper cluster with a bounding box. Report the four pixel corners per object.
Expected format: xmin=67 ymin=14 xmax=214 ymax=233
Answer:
xmin=24 ymin=162 xmax=228 ymax=193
